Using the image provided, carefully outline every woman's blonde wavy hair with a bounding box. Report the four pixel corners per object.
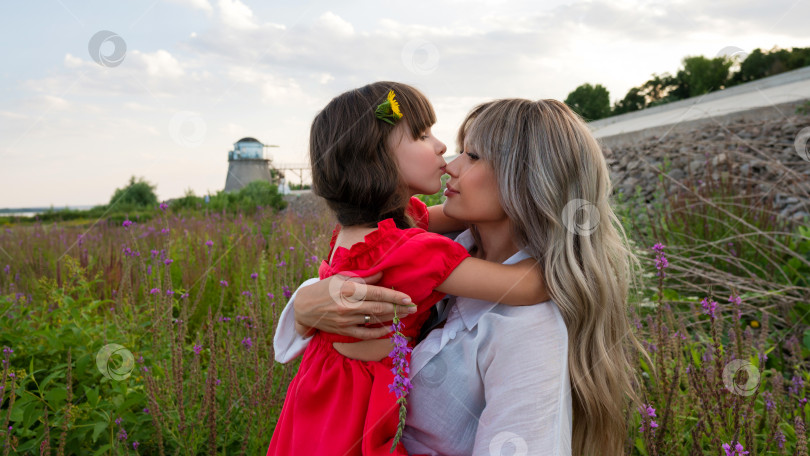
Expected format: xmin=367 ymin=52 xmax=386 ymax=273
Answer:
xmin=460 ymin=98 xmax=651 ymax=455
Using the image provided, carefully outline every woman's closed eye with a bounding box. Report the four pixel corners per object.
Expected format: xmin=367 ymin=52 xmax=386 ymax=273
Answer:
xmin=461 ymin=150 xmax=479 ymax=160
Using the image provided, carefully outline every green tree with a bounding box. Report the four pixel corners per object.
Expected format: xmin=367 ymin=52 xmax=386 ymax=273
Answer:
xmin=730 ymin=47 xmax=810 ymax=85
xmin=640 ymin=73 xmax=680 ymax=105
xmin=613 ymin=87 xmax=647 ymax=115
xmin=235 ymin=180 xmax=285 ymax=211
xmin=109 ymin=176 xmax=159 ymax=208
xmin=675 ymin=56 xmax=733 ymax=98
xmin=564 ymin=83 xmax=611 ymax=121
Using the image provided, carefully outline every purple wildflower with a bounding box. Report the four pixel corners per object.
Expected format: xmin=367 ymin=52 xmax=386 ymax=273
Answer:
xmin=277 ymin=260 xmax=287 ymax=268
xmin=283 ymin=286 xmax=292 ymax=299
xmin=3 ymin=265 xmax=9 ymax=274
xmin=122 ymin=220 xmax=133 ymax=229
xmin=790 ymin=375 xmax=804 ymax=396
xmin=701 ymin=297 xmax=717 ymax=319
xmin=149 ymin=288 xmax=160 ymax=295
xmin=159 ymin=202 xmax=168 ymax=211
xmin=2 ymin=347 xmax=12 ymax=355
xmin=164 ymin=258 xmax=173 ymax=266
xmin=193 ymin=344 xmax=202 ymax=355
xmin=115 ymin=417 xmax=122 ymax=426
xmin=241 ymin=337 xmax=253 ymax=350
xmin=215 ymin=378 xmax=221 ymax=386
xmin=774 ymin=430 xmax=786 ymax=449
xmin=219 ymin=280 xmax=228 ymax=287
xmin=166 ymin=289 xmax=173 ymax=296
xmin=205 ymin=240 xmax=213 ymax=247
xmin=388 ymin=319 xmax=413 ymax=399
xmin=267 ymin=292 xmax=274 ymax=300
xmin=251 ymin=272 xmax=258 ymax=280
xmin=117 ymin=428 xmax=128 ymax=441
xmin=181 ymin=292 xmax=189 ymax=299
xmin=651 ymin=243 xmax=669 ymax=278
xmin=133 ymin=441 xmax=140 ymax=450
xmin=762 ymin=391 xmax=775 ymax=411
xmin=161 ymin=228 xmax=170 ymax=234
xmin=722 ymin=442 xmax=749 ymax=456
xmin=638 ymin=403 xmax=659 ymax=433
xmin=147 ymin=265 xmax=152 ymax=276
xmin=143 ymin=408 xmax=149 ymax=414
xmin=702 ymin=345 xmax=714 ymax=363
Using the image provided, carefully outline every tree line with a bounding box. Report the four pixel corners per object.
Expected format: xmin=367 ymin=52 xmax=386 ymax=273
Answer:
xmin=564 ymin=46 xmax=810 ymax=121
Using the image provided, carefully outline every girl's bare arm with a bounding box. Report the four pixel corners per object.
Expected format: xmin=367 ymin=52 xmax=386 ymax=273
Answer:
xmin=435 ymin=257 xmax=549 ymax=306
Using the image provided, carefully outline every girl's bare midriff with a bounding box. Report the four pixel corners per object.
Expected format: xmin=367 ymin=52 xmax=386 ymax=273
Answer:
xmin=333 ymin=336 xmax=412 ymax=362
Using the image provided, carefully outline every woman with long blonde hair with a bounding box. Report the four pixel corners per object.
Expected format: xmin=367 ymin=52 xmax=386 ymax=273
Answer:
xmin=276 ymin=98 xmax=649 ymax=455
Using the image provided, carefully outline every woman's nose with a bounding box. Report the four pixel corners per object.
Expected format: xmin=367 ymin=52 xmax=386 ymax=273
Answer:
xmin=445 ymin=155 xmax=459 ymax=177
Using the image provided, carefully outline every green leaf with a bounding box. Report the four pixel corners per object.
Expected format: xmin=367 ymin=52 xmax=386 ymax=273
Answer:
xmin=76 ymin=353 xmax=91 ymax=374
xmin=44 ymin=388 xmax=66 ymax=406
xmin=92 ymin=443 xmax=112 ymax=456
xmin=85 ymin=385 xmax=99 ymax=407
xmin=40 ymin=370 xmax=64 ymax=391
xmin=92 ymin=421 xmax=108 ymax=443
xmin=804 ymin=329 xmax=810 ymax=351
xmin=22 ymin=402 xmax=41 ymax=429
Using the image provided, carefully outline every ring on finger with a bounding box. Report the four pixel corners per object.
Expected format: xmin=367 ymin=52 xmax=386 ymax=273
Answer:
xmin=363 ymin=314 xmax=371 ymax=326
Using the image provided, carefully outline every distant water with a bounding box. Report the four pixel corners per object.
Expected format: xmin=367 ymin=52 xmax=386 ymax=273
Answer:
xmin=0 ymin=205 xmax=96 ymax=218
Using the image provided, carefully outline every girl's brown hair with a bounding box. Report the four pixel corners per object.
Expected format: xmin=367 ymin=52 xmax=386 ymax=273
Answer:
xmin=310 ymin=81 xmax=436 ymax=229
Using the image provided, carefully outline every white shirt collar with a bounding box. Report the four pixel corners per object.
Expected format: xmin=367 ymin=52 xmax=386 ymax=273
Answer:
xmin=451 ymin=230 xmax=532 ymax=331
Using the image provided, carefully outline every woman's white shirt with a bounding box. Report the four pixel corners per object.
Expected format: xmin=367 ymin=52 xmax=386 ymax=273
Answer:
xmin=273 ymin=230 xmax=572 ymax=455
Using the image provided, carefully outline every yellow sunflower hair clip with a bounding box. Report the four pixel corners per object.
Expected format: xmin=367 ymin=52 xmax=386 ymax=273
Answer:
xmin=375 ymin=90 xmax=403 ymax=125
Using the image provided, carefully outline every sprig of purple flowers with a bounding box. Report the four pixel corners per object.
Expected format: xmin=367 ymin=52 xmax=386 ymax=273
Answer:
xmin=388 ymin=307 xmax=412 ymax=452
xmin=651 ymin=243 xmax=669 ymax=278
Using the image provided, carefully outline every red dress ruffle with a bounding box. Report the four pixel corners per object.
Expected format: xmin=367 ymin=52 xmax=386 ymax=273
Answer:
xmin=267 ymin=213 xmax=469 ymax=456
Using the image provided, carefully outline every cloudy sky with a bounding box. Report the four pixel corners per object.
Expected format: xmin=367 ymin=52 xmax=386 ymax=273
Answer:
xmin=1 ymin=0 xmax=809 ymax=208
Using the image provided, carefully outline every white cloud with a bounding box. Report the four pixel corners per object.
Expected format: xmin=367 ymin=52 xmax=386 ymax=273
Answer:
xmin=316 ymin=12 xmax=355 ymax=37
xmin=64 ymin=53 xmax=86 ymax=69
xmin=131 ymin=50 xmax=185 ymax=78
xmin=218 ymin=0 xmax=259 ymax=30
xmin=168 ymin=0 xmax=213 ymax=13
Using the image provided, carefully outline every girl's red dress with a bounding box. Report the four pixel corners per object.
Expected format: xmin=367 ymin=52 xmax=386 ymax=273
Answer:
xmin=267 ymin=198 xmax=469 ymax=455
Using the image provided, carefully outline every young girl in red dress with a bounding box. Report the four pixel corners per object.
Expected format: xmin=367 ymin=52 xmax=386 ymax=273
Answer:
xmin=266 ymin=82 xmax=547 ymax=456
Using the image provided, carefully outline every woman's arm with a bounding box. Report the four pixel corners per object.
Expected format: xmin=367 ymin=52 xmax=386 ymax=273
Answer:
xmin=426 ymin=205 xmax=467 ymax=234
xmin=435 ymin=257 xmax=549 ymax=306
xmin=273 ymin=274 xmax=417 ymax=363
xmin=274 ymin=278 xmax=320 ymax=363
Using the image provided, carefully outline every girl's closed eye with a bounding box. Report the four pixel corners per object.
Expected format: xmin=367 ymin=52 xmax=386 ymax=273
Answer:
xmin=463 ymin=150 xmax=479 ymax=160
